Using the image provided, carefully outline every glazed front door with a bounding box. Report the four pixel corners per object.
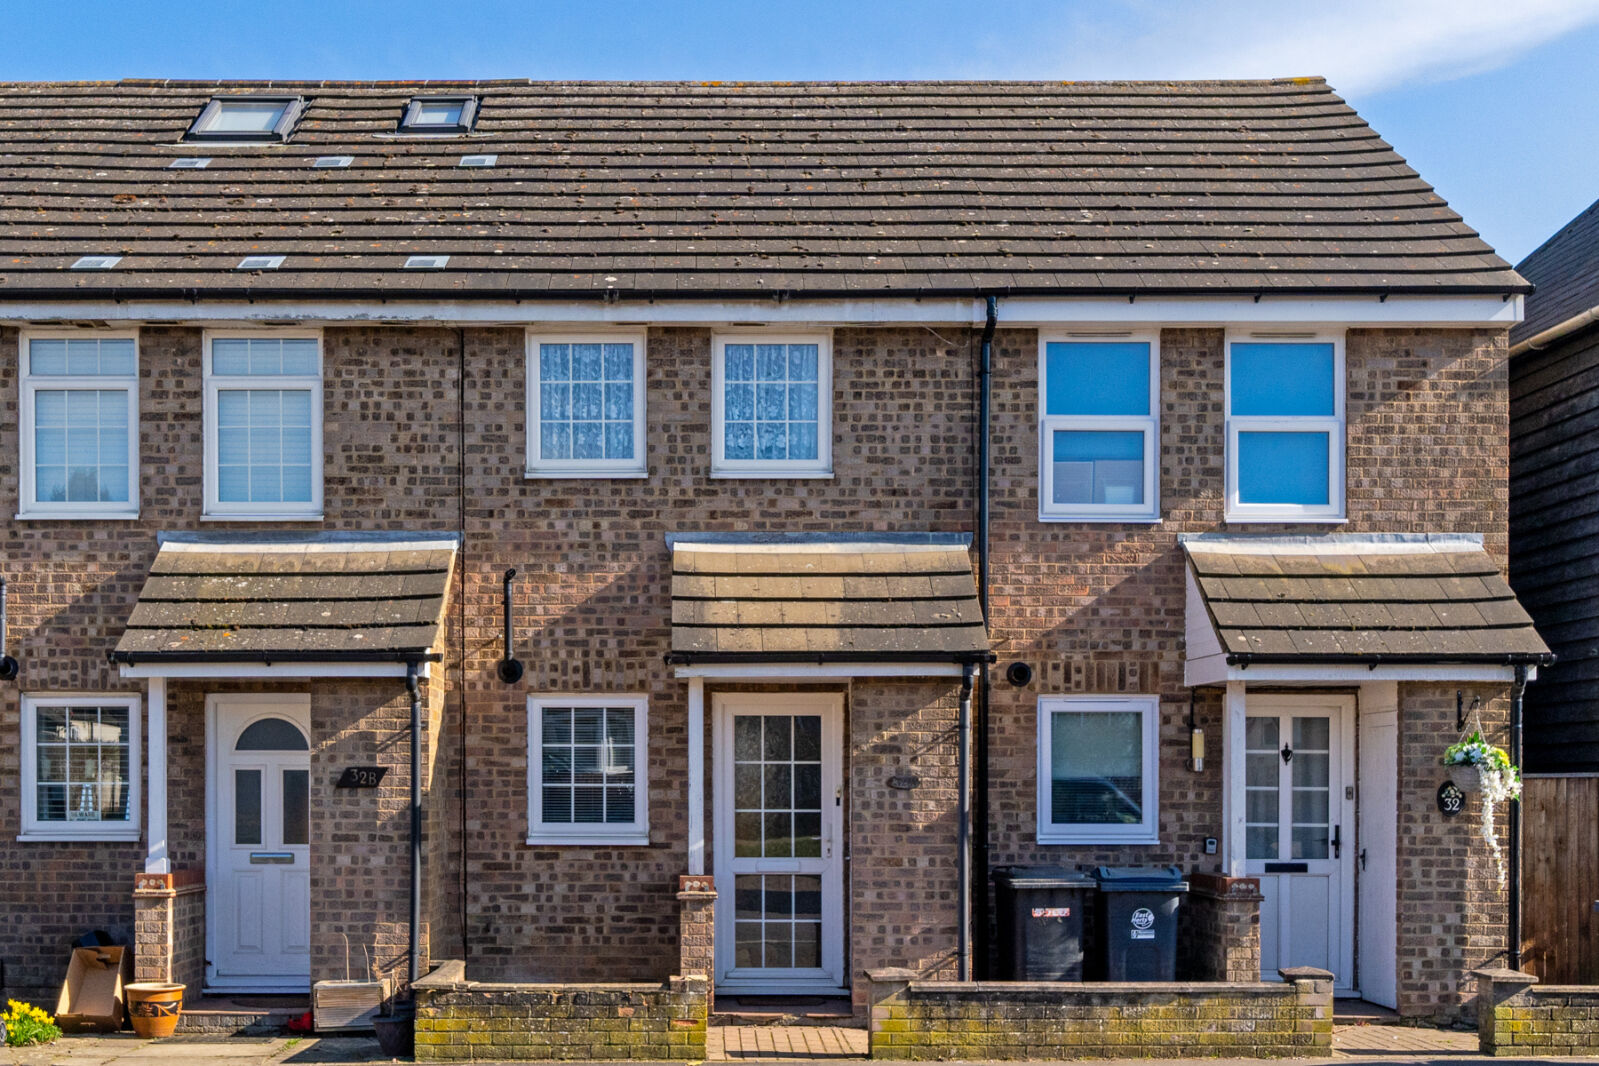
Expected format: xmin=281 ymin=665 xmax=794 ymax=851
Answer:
xmin=713 ymin=693 xmax=844 ymax=993
xmin=207 ymin=695 xmax=312 ymax=991
xmin=1244 ymin=696 xmax=1356 ymax=995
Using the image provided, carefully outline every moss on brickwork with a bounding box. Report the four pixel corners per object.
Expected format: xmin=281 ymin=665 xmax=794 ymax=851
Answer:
xmin=1476 ymin=977 xmax=1599 ymax=1057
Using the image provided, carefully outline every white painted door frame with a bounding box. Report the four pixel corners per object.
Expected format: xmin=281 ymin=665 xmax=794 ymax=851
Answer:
xmin=1245 ymin=693 xmax=1358 ymax=996
xmin=1356 ymin=681 xmax=1400 ymax=1009
xmin=204 ymin=693 xmax=313 ymax=992
xmin=711 ymin=691 xmax=846 ymax=994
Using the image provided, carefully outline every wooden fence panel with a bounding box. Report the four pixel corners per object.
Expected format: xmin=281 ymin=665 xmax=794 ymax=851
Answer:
xmin=1522 ymin=775 xmax=1599 ymax=983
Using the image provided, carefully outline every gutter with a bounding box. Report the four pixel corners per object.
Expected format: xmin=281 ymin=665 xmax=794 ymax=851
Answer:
xmin=663 ymin=650 xmax=996 ymax=666
xmin=1225 ymin=651 xmax=1555 ymax=668
xmin=110 ymin=648 xmax=442 ymax=665
xmin=1509 ymin=303 xmax=1599 ymax=356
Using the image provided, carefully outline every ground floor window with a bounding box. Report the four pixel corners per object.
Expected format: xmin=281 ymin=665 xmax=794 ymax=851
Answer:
xmin=20 ymin=693 xmax=140 ymax=840
xmin=526 ymin=694 xmax=649 ymax=845
xmin=1036 ymin=694 xmax=1159 ymax=844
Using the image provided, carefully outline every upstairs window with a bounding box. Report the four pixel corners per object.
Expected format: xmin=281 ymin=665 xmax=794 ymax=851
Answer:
xmin=527 ymin=696 xmax=650 ymax=846
xmin=526 ymin=332 xmax=647 ymax=478
xmin=203 ymin=333 xmax=324 ymax=520
xmin=19 ymin=332 xmax=139 ymax=519
xmin=21 ymin=694 xmax=141 ymax=841
xmin=399 ymin=96 xmax=478 ymax=134
xmin=1226 ymin=337 xmax=1345 ymax=521
xmin=712 ymin=335 xmax=832 ymax=477
xmin=187 ymin=97 xmax=304 ymax=142
xmin=1038 ymin=336 xmax=1159 ymax=521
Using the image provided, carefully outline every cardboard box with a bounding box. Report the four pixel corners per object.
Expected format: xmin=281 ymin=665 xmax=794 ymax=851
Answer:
xmin=56 ymin=946 xmax=134 ymax=1033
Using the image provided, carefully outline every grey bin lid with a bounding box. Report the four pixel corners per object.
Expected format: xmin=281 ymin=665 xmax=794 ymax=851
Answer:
xmin=993 ymin=865 xmax=1096 ymax=888
xmin=1092 ymin=865 xmax=1189 ymax=891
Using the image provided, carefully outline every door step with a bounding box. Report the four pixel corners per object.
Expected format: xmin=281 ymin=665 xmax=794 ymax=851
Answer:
xmin=713 ymin=995 xmax=857 ymax=1026
xmin=180 ymin=994 xmax=310 ymax=1035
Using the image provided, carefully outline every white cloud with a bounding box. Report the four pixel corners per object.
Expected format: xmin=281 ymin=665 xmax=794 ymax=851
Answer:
xmin=980 ymin=0 xmax=1599 ymax=96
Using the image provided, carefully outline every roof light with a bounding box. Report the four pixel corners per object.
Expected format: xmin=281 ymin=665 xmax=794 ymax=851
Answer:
xmin=70 ymin=255 xmax=122 ymax=270
xmin=313 ymin=155 xmax=353 ymax=168
xmin=399 ymin=96 xmax=478 ymax=134
xmin=237 ymin=255 xmax=285 ymax=270
xmin=404 ymin=255 xmax=450 ymax=269
xmin=459 ymin=154 xmax=497 ymax=168
xmin=169 ymin=157 xmax=211 ymax=169
xmin=187 ymin=96 xmax=305 ymax=143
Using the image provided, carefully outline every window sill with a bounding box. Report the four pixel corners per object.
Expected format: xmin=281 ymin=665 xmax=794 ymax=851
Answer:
xmin=709 ymin=469 xmax=834 ymax=480
xmin=1038 ymin=832 xmax=1161 ymax=847
xmin=1038 ymin=513 xmax=1161 ymax=524
xmin=526 ymin=833 xmax=651 ymax=847
xmin=18 ymin=830 xmax=141 ymax=843
xmin=1224 ymin=515 xmax=1348 ymax=525
xmin=16 ymin=510 xmax=140 ymax=521
xmin=201 ymin=513 xmax=325 ymax=522
xmin=524 ymin=469 xmax=649 ymax=480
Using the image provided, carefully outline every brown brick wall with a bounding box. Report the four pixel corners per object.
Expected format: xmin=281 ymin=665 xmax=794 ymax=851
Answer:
xmin=1476 ymin=971 xmax=1599 ymax=1056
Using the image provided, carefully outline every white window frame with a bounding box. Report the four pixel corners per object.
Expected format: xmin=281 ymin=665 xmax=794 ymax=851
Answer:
xmin=1037 ymin=332 xmax=1160 ymax=522
xmin=17 ymin=329 xmax=141 ymax=520
xmin=1036 ymin=694 xmax=1160 ymax=845
xmin=202 ymin=330 xmax=325 ymax=521
xmin=711 ymin=333 xmax=833 ymax=478
xmin=524 ymin=330 xmax=648 ymax=478
xmin=526 ymin=694 xmax=650 ymax=846
xmin=1225 ymin=332 xmax=1346 ymax=522
xmin=20 ymin=693 xmax=142 ymax=842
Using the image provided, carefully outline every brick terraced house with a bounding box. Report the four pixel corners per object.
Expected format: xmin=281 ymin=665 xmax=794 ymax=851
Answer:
xmin=0 ymin=79 xmax=1550 ymax=1025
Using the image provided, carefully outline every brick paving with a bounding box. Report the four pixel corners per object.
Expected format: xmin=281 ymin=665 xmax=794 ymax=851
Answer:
xmin=1333 ymin=1022 xmax=1480 ymax=1055
xmin=708 ymin=1024 xmax=869 ymax=1060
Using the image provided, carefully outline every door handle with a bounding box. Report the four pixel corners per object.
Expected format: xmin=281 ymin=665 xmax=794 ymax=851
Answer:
xmin=1359 ymin=848 xmax=1368 ymax=871
xmin=1331 ymin=825 xmax=1342 ymax=859
xmin=249 ymin=852 xmax=293 ymax=864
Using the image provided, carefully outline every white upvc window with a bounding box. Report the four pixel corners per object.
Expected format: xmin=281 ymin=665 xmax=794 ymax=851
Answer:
xmin=1038 ymin=334 xmax=1159 ymax=521
xmin=18 ymin=331 xmax=140 ymax=520
xmin=202 ymin=332 xmax=324 ymax=520
xmin=1036 ymin=695 xmax=1159 ymax=845
xmin=525 ymin=331 xmax=648 ymax=478
xmin=711 ymin=334 xmax=832 ymax=477
xmin=21 ymin=693 xmax=141 ymax=842
xmin=1225 ymin=334 xmax=1346 ymax=522
xmin=527 ymin=695 xmax=650 ymax=846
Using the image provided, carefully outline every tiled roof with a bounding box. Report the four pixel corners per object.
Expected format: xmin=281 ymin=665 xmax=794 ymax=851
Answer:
xmin=1513 ymin=196 xmax=1599 ymax=343
xmin=1185 ymin=540 xmax=1549 ymax=663
xmin=669 ymin=537 xmax=988 ymax=662
xmin=0 ymin=78 xmax=1524 ymax=300
xmin=112 ymin=533 xmax=457 ymax=662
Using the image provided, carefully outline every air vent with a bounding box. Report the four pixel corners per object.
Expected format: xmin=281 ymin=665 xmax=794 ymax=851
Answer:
xmin=404 ymin=255 xmax=450 ymax=269
xmin=458 ymin=154 xmax=497 ymax=168
xmin=313 ymin=155 xmax=353 ymax=168
xmin=169 ymin=157 xmax=211 ymax=169
xmin=237 ymin=255 xmax=286 ymax=270
xmin=70 ymin=255 xmax=122 ymax=270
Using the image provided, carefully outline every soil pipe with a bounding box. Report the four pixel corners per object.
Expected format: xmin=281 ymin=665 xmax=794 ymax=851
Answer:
xmin=407 ymin=661 xmax=422 ymax=987
xmin=1510 ymin=664 xmax=1527 ymax=970
xmin=957 ymin=662 xmax=975 ymax=981
xmin=973 ymin=295 xmax=997 ymax=976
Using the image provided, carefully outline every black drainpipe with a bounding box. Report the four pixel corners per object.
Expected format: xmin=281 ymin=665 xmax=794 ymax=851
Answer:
xmin=973 ymin=296 xmax=998 ymax=978
xmin=957 ymin=662 xmax=975 ymax=980
xmin=407 ymin=661 xmax=422 ymax=986
xmin=1509 ymin=664 xmax=1528 ymax=970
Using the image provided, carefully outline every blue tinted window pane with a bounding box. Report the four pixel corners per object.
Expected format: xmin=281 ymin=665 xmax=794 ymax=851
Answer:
xmin=572 ymin=343 xmax=603 ymax=381
xmin=536 ymin=341 xmax=635 ymax=465
xmin=724 ymin=344 xmax=755 ymax=381
xmin=542 ymin=422 xmax=570 ymax=459
xmin=540 ymin=343 xmax=570 ymax=382
xmin=755 ymin=422 xmax=786 ymax=461
xmin=723 ymin=342 xmax=822 ymax=465
xmin=1051 ymin=430 xmax=1145 ymax=506
xmin=1045 ymin=342 xmax=1150 ymax=416
xmin=1237 ymin=431 xmax=1330 ymax=505
xmin=29 ymin=340 xmax=68 ymax=375
xmin=756 ymin=344 xmax=786 ymax=381
xmin=725 ymin=383 xmax=754 ymax=421
xmin=573 ymin=421 xmax=603 ymax=459
xmin=787 ymin=344 xmax=819 ymax=381
xmin=725 ymin=422 xmax=754 ymax=460
xmin=1230 ymin=343 xmax=1335 ymax=417
xmin=605 ymin=421 xmax=633 ymax=459
xmin=788 ymin=422 xmax=818 ymax=460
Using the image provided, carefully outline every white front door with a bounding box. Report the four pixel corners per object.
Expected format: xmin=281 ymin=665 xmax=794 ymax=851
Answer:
xmin=1245 ymin=695 xmax=1356 ymax=995
xmin=1356 ymin=683 xmax=1399 ymax=1008
xmin=713 ymin=692 xmax=845 ymax=993
xmin=206 ymin=695 xmax=312 ymax=991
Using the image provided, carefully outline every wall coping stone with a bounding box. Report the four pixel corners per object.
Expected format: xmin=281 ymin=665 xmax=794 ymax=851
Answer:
xmin=1279 ymin=967 xmax=1336 ymax=982
xmin=904 ymin=979 xmax=1287 ymax=994
xmin=1472 ymin=967 xmax=1538 ymax=986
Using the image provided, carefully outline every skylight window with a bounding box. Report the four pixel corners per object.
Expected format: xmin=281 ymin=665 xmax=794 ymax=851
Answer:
xmin=168 ymin=157 xmax=211 ymax=169
xmin=237 ymin=255 xmax=285 ymax=270
xmin=459 ymin=154 xmax=497 ymax=168
xmin=313 ymin=156 xmax=353 ymax=168
xmin=399 ymin=96 xmax=478 ymax=134
xmin=404 ymin=255 xmax=450 ymax=269
xmin=187 ymin=96 xmax=305 ymax=143
xmin=70 ymin=256 xmax=122 ymax=270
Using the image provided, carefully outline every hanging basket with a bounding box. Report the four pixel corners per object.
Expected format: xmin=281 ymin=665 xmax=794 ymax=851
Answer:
xmin=1448 ymin=770 xmax=1482 ymax=793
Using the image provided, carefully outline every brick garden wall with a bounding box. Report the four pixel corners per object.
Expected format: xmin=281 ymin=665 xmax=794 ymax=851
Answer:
xmin=865 ymin=966 xmax=1335 ymax=1060
xmin=413 ymin=961 xmax=708 ymax=1062
xmin=1476 ymin=969 xmax=1599 ymax=1056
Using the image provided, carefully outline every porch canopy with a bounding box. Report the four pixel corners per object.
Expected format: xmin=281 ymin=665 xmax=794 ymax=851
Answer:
xmin=1182 ymin=533 xmax=1551 ymax=686
xmin=665 ymin=532 xmax=991 ymax=668
xmin=112 ymin=530 xmax=458 ymax=670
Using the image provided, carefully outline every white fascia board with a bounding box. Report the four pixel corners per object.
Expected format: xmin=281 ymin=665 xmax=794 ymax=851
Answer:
xmin=0 ymin=292 xmax=1520 ymax=327
xmin=119 ymin=661 xmax=429 ymax=679
xmin=1185 ymin=662 xmax=1531 ymax=685
xmin=673 ymin=662 xmax=966 ymax=680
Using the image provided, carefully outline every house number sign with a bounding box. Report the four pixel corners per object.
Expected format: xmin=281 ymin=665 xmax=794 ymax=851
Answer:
xmin=1437 ymin=781 xmax=1465 ymax=817
xmin=336 ymin=766 xmax=388 ymax=789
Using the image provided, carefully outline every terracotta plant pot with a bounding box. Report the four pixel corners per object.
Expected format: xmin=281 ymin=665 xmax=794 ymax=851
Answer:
xmin=125 ymin=982 xmax=185 ymax=1039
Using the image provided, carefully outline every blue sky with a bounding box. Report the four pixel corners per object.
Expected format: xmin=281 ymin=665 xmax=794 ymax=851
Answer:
xmin=6 ymin=0 xmax=1598 ymax=264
